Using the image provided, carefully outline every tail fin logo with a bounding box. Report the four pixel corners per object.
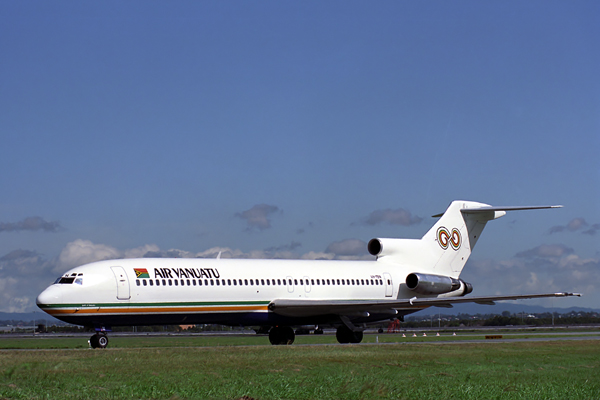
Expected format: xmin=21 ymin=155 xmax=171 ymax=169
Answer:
xmin=437 ymin=227 xmax=461 ymax=250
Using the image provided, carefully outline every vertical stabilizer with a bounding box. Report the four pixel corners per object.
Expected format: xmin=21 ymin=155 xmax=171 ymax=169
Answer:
xmin=422 ymin=201 xmax=496 ymax=277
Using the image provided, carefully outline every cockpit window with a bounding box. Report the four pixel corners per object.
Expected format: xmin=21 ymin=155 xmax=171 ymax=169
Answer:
xmin=55 ymin=273 xmax=83 ymax=284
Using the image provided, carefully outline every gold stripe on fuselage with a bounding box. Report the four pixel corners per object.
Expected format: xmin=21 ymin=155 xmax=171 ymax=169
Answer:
xmin=41 ymin=305 xmax=269 ymax=316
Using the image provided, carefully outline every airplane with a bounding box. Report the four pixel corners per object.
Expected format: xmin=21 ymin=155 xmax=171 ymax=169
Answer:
xmin=36 ymin=200 xmax=580 ymax=348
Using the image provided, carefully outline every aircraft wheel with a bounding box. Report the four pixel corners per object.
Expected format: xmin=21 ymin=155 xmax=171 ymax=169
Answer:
xmin=336 ymin=326 xmax=363 ymax=344
xmin=268 ymin=326 xmax=295 ymax=345
xmin=90 ymin=333 xmax=108 ymax=349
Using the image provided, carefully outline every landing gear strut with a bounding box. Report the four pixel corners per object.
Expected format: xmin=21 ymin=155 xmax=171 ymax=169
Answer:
xmin=90 ymin=333 xmax=109 ymax=349
xmin=268 ymin=326 xmax=295 ymax=345
xmin=336 ymin=326 xmax=364 ymax=344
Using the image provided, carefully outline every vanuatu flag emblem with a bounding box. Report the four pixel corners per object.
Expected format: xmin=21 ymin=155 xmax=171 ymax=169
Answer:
xmin=134 ymin=268 xmax=150 ymax=278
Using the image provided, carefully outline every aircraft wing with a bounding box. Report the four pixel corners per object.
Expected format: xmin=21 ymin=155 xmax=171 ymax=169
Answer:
xmin=268 ymin=292 xmax=581 ymax=318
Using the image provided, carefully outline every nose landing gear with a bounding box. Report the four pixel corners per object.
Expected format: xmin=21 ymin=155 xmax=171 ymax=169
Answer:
xmin=90 ymin=333 xmax=109 ymax=349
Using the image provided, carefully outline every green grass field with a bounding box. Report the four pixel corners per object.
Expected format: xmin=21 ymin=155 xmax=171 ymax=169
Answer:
xmin=1 ymin=335 xmax=599 ymax=399
xmin=2 ymin=329 xmax=598 ymax=349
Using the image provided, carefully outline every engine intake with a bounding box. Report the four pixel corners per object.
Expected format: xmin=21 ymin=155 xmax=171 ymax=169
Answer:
xmin=367 ymin=239 xmax=383 ymax=256
xmin=406 ymin=273 xmax=472 ymax=296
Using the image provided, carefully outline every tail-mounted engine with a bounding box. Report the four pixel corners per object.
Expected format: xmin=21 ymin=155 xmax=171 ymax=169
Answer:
xmin=368 ymin=238 xmax=404 ymax=257
xmin=406 ymin=272 xmax=473 ymax=296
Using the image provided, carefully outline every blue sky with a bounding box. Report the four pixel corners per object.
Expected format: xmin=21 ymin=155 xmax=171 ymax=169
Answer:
xmin=1 ymin=1 xmax=598 ymax=312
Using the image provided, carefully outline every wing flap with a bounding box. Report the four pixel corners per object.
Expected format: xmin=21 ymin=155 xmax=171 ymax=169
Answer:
xmin=268 ymin=292 xmax=580 ymax=318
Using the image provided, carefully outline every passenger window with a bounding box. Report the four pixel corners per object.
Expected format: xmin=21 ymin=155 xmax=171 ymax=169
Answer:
xmin=233 ymin=279 xmax=237 ymax=286
xmin=150 ymin=280 xmax=154 ymax=286
xmin=184 ymin=279 xmax=187 ymax=286
xmin=216 ymin=280 xmax=220 ymax=286
xmin=250 ymin=279 xmax=254 ymax=285
xmin=294 ymin=279 xmax=298 ymax=285
xmin=288 ymin=279 xmax=292 ymax=285
xmin=266 ymin=279 xmax=270 ymax=286
xmin=299 ymin=279 xmax=303 ymax=285
xmin=174 ymin=280 xmax=178 ymax=286
xmin=136 ymin=280 xmax=140 ymax=286
xmin=351 ymin=279 xmax=355 ymax=285
xmin=228 ymin=279 xmax=231 ymax=286
xmin=162 ymin=279 xmax=166 ymax=286
xmin=272 ymin=279 xmax=275 ymax=285
xmin=387 ymin=279 xmax=391 ymax=285
xmin=210 ymin=280 xmax=214 ymax=286
xmin=341 ymin=279 xmax=345 ymax=285
xmin=244 ymin=279 xmax=248 ymax=285
xmin=326 ymin=279 xmax=330 ymax=285
xmin=311 ymin=279 xmax=314 ymax=285
xmin=277 ymin=279 xmax=281 ymax=285
xmin=169 ymin=280 xmax=172 ymax=286
xmin=205 ymin=279 xmax=208 ymax=286
xmin=143 ymin=280 xmax=147 ymax=286
xmin=222 ymin=279 xmax=226 ymax=286
xmin=198 ymin=279 xmax=202 ymax=286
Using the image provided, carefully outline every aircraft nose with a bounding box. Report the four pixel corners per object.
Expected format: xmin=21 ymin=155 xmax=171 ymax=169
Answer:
xmin=36 ymin=285 xmax=62 ymax=309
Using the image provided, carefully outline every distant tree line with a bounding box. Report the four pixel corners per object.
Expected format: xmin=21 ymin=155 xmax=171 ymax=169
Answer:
xmin=401 ymin=311 xmax=599 ymax=328
xmin=2 ymin=311 xmax=598 ymax=334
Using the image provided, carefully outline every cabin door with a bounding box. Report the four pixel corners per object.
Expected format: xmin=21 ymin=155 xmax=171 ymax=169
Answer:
xmin=111 ymin=266 xmax=131 ymax=300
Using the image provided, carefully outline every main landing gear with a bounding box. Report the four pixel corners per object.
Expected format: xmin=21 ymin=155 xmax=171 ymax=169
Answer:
xmin=90 ymin=333 xmax=109 ymax=349
xmin=267 ymin=325 xmax=364 ymax=345
xmin=269 ymin=326 xmax=295 ymax=345
xmin=335 ymin=325 xmax=363 ymax=344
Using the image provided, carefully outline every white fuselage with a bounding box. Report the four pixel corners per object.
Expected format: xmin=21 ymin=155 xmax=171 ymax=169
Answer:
xmin=36 ymin=257 xmax=424 ymax=329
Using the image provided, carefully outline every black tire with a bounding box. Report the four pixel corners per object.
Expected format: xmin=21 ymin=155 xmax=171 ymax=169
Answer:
xmin=269 ymin=326 xmax=295 ymax=345
xmin=336 ymin=326 xmax=363 ymax=344
xmin=90 ymin=334 xmax=100 ymax=349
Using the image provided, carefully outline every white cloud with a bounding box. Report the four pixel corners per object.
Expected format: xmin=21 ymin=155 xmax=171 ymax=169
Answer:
xmin=0 ymin=216 xmax=62 ymax=233
xmin=463 ymin=245 xmax=599 ymax=305
xmin=124 ymin=244 xmax=160 ymax=259
xmin=55 ymin=239 xmax=122 ymax=273
xmin=549 ymin=217 xmax=600 ymax=235
xmin=0 ymin=277 xmax=32 ymax=313
xmin=235 ymin=204 xmax=281 ymax=231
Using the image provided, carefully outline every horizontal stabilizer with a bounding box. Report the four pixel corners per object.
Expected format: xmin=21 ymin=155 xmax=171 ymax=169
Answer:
xmin=432 ymin=205 xmax=562 ymax=218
